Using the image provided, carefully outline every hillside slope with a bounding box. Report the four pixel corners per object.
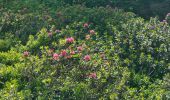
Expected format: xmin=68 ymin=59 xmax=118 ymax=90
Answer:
xmin=0 ymin=3 xmax=170 ymax=100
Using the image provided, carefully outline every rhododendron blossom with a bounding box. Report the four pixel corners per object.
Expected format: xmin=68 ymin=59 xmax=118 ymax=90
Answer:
xmin=23 ymin=51 xmax=29 ymax=57
xmin=83 ymin=23 xmax=89 ymax=28
xmin=89 ymin=30 xmax=96 ymax=35
xmin=84 ymin=55 xmax=91 ymax=61
xmin=88 ymin=72 xmax=97 ymax=79
xmin=70 ymin=51 xmax=75 ymax=55
xmin=60 ymin=50 xmax=67 ymax=57
xmin=77 ymin=46 xmax=83 ymax=51
xmin=53 ymin=53 xmax=59 ymax=60
xmin=66 ymin=37 xmax=75 ymax=43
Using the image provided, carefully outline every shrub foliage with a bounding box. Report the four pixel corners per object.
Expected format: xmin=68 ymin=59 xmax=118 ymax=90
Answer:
xmin=0 ymin=1 xmax=170 ymax=99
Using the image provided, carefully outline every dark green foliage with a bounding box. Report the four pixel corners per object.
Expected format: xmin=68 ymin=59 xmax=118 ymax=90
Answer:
xmin=45 ymin=0 xmax=170 ymax=20
xmin=1 ymin=0 xmax=170 ymax=19
xmin=0 ymin=9 xmax=53 ymax=44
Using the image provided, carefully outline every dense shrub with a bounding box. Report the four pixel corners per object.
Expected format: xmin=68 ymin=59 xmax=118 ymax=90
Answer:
xmin=0 ymin=5 xmax=135 ymax=44
xmin=55 ymin=5 xmax=135 ymax=35
xmin=0 ymin=9 xmax=54 ymax=44
xmin=110 ymin=17 xmax=170 ymax=79
xmin=0 ymin=33 xmax=18 ymax=51
xmin=0 ymin=19 xmax=169 ymax=99
xmin=163 ymin=73 xmax=170 ymax=99
xmin=1 ymin=0 xmax=170 ymax=20
xmin=62 ymin=0 xmax=170 ymax=20
xmin=0 ymin=1 xmax=169 ymax=99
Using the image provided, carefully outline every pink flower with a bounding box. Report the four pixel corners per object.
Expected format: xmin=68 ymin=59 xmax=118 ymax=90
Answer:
xmin=70 ymin=51 xmax=75 ymax=55
xmin=89 ymin=30 xmax=96 ymax=35
xmin=83 ymin=23 xmax=89 ymax=28
xmin=84 ymin=55 xmax=91 ymax=61
xmin=23 ymin=51 xmax=29 ymax=57
xmin=66 ymin=37 xmax=75 ymax=43
xmin=48 ymin=32 xmax=52 ymax=37
xmin=77 ymin=46 xmax=83 ymax=51
xmin=60 ymin=50 xmax=67 ymax=57
xmin=53 ymin=53 xmax=59 ymax=60
xmin=88 ymin=72 xmax=97 ymax=79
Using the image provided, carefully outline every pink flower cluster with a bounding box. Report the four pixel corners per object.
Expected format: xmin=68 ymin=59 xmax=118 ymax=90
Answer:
xmin=66 ymin=37 xmax=75 ymax=43
xmin=45 ymin=23 xmax=98 ymax=62
xmin=89 ymin=30 xmax=96 ymax=35
xmin=60 ymin=50 xmax=67 ymax=57
xmin=70 ymin=51 xmax=75 ymax=55
xmin=84 ymin=55 xmax=91 ymax=61
xmin=83 ymin=23 xmax=89 ymax=28
xmin=77 ymin=46 xmax=83 ymax=51
xmin=88 ymin=72 xmax=97 ymax=79
xmin=52 ymin=50 xmax=67 ymax=60
xmin=24 ymin=23 xmax=100 ymax=81
xmin=23 ymin=51 xmax=30 ymax=57
xmin=53 ymin=53 xmax=59 ymax=60
xmin=51 ymin=47 xmax=92 ymax=62
xmin=52 ymin=49 xmax=77 ymax=60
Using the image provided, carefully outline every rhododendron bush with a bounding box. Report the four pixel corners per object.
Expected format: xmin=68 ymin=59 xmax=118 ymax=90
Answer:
xmin=0 ymin=2 xmax=170 ymax=100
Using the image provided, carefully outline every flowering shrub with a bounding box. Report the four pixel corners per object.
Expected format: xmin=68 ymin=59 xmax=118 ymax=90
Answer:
xmin=0 ymin=10 xmax=54 ymax=44
xmin=0 ymin=18 xmax=169 ymax=99
xmin=84 ymin=55 xmax=91 ymax=61
xmin=53 ymin=53 xmax=59 ymax=60
xmin=23 ymin=51 xmax=30 ymax=57
xmin=66 ymin=37 xmax=75 ymax=43
xmin=0 ymin=2 xmax=170 ymax=99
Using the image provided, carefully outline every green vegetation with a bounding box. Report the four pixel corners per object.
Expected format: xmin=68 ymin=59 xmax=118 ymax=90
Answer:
xmin=0 ymin=1 xmax=170 ymax=99
xmin=1 ymin=0 xmax=170 ymax=19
